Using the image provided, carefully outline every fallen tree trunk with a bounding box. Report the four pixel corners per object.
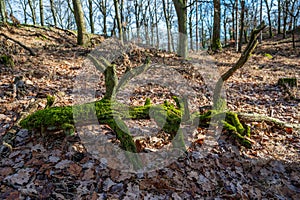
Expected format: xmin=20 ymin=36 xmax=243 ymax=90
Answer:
xmin=238 ymin=112 xmax=300 ymax=130
xmin=20 ymin=97 xmax=252 ymax=151
xmin=0 ymin=33 xmax=36 ymax=56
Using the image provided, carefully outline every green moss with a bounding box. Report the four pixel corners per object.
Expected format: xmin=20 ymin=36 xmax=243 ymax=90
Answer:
xmin=0 ymin=54 xmax=14 ymax=68
xmin=223 ymin=112 xmax=252 ymax=148
xmin=264 ymin=53 xmax=273 ymax=59
xmin=172 ymin=96 xmax=182 ymax=109
xmin=211 ymin=38 xmax=222 ymax=52
xmin=20 ymin=106 xmax=74 ymax=131
xmin=20 ymin=97 xmax=252 ymax=150
xmin=46 ymin=95 xmax=55 ymax=108
xmin=225 ymin=112 xmax=245 ymax=135
xmin=144 ymin=98 xmax=151 ymax=106
xmin=61 ymin=123 xmax=75 ymax=135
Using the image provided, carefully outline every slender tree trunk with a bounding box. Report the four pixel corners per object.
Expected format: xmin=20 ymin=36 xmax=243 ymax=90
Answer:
xmin=154 ymin=0 xmax=159 ymax=48
xmin=0 ymin=0 xmax=6 ymax=23
xmin=163 ymin=0 xmax=171 ymax=51
xmin=232 ymin=2 xmax=235 ymax=40
xmin=72 ymin=0 xmax=88 ymax=46
xmin=223 ymin=5 xmax=227 ymax=46
xmin=213 ymin=23 xmax=266 ymax=105
xmin=195 ymin=0 xmax=199 ymax=51
xmin=134 ymin=0 xmax=141 ymax=41
xmin=39 ymin=0 xmax=44 ymax=26
xmin=28 ymin=0 xmax=36 ymax=24
xmin=283 ymin=0 xmax=288 ymax=39
xmin=264 ymin=0 xmax=273 ymax=38
xmin=103 ymin=1 xmax=107 ymax=35
xmin=189 ymin=5 xmax=193 ymax=51
xmin=235 ymin=0 xmax=239 ymax=51
xmin=244 ymin=29 xmax=248 ymax=43
xmin=50 ymin=0 xmax=57 ymax=26
xmin=259 ymin=0 xmax=263 ymax=42
xmin=212 ymin=0 xmax=221 ymax=51
xmin=114 ymin=0 xmax=123 ymax=44
xmin=201 ymin=18 xmax=205 ymax=48
xmin=88 ymin=0 xmax=94 ymax=33
xmin=172 ymin=0 xmax=188 ymax=58
xmin=238 ymin=0 xmax=245 ymax=52
xmin=277 ymin=0 xmax=281 ymax=34
xmin=288 ymin=1 xmax=296 ymax=31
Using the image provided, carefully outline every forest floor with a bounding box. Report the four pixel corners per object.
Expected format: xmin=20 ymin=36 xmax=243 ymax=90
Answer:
xmin=0 ymin=24 xmax=299 ymax=199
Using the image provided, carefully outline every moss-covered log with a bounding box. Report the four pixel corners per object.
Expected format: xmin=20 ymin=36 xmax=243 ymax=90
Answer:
xmin=20 ymin=98 xmax=252 ymax=150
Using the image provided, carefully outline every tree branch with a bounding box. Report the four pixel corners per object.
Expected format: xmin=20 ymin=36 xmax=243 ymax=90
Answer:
xmin=0 ymin=33 xmax=36 ymax=56
xmin=213 ymin=22 xmax=266 ymax=105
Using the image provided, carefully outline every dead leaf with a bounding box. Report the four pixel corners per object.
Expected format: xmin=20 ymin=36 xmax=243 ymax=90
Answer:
xmin=285 ymin=127 xmax=293 ymax=134
xmin=82 ymin=168 xmax=95 ymax=180
xmin=194 ymin=138 xmax=204 ymax=145
xmin=68 ymin=163 xmax=82 ymax=177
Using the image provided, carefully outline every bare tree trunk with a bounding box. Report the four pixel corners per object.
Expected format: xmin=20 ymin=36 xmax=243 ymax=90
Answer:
xmin=88 ymin=0 xmax=94 ymax=33
xmin=39 ymin=0 xmax=44 ymax=26
xmin=238 ymin=0 xmax=245 ymax=52
xmin=189 ymin=1 xmax=193 ymax=51
xmin=172 ymin=0 xmax=188 ymax=58
xmin=195 ymin=0 xmax=199 ymax=51
xmin=114 ymin=0 xmax=123 ymax=44
xmin=28 ymin=0 xmax=36 ymax=24
xmin=259 ymin=0 xmax=263 ymax=42
xmin=201 ymin=17 xmax=205 ymax=48
xmin=212 ymin=0 xmax=222 ymax=52
xmin=283 ymin=0 xmax=288 ymax=39
xmin=235 ymin=0 xmax=239 ymax=51
xmin=223 ymin=5 xmax=227 ymax=46
xmin=0 ymin=0 xmax=7 ymax=23
xmin=50 ymin=0 xmax=57 ymax=26
xmin=134 ymin=0 xmax=141 ymax=41
xmin=162 ymin=0 xmax=171 ymax=51
xmin=72 ymin=0 xmax=88 ymax=46
xmin=154 ymin=0 xmax=159 ymax=48
xmin=264 ymin=0 xmax=273 ymax=38
xmin=231 ymin=0 xmax=235 ymax=40
xmin=277 ymin=0 xmax=281 ymax=34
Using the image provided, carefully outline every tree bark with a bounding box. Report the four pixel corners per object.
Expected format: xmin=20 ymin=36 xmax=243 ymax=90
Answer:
xmin=172 ymin=0 xmax=188 ymax=58
xmin=88 ymin=0 xmax=94 ymax=33
xmin=39 ymin=0 xmax=44 ymax=26
xmin=28 ymin=0 xmax=36 ymax=25
xmin=238 ymin=0 xmax=245 ymax=52
xmin=277 ymin=0 xmax=281 ymax=34
xmin=212 ymin=0 xmax=222 ymax=52
xmin=72 ymin=0 xmax=88 ymax=46
xmin=264 ymin=0 xmax=273 ymax=38
xmin=49 ymin=0 xmax=57 ymax=26
xmin=0 ymin=0 xmax=7 ymax=23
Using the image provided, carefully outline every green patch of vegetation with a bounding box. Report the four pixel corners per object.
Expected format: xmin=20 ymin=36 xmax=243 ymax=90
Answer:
xmin=20 ymin=97 xmax=252 ymax=150
xmin=46 ymin=95 xmax=55 ymax=108
xmin=0 ymin=54 xmax=14 ymax=68
xmin=264 ymin=53 xmax=273 ymax=59
xmin=278 ymin=78 xmax=298 ymax=88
